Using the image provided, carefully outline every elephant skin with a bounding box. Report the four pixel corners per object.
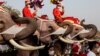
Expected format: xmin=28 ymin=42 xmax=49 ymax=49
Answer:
xmin=79 ymin=19 xmax=98 ymax=39
xmin=0 ymin=7 xmax=44 ymax=56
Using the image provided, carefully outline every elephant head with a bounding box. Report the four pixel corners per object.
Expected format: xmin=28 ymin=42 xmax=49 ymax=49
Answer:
xmin=79 ymin=19 xmax=98 ymax=39
xmin=58 ymin=19 xmax=98 ymax=44
xmin=0 ymin=6 xmax=45 ymax=51
xmin=57 ymin=21 xmax=85 ymax=44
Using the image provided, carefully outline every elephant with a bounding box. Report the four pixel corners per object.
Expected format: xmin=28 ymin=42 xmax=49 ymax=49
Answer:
xmin=0 ymin=6 xmax=46 ymax=56
xmin=35 ymin=17 xmax=98 ymax=56
xmin=79 ymin=19 xmax=98 ymax=39
xmin=56 ymin=19 xmax=98 ymax=56
xmin=0 ymin=6 xmax=75 ymax=56
xmin=33 ymin=16 xmax=75 ymax=56
xmin=58 ymin=19 xmax=98 ymax=43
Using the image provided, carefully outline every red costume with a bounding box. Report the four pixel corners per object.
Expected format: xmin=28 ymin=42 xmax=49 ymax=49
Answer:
xmin=53 ymin=7 xmax=80 ymax=24
xmin=53 ymin=7 xmax=64 ymax=23
xmin=22 ymin=6 xmax=36 ymax=18
xmin=72 ymin=43 xmax=87 ymax=56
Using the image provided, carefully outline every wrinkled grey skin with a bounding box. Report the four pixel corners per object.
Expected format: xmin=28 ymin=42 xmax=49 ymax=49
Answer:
xmin=79 ymin=19 xmax=98 ymax=39
xmin=0 ymin=7 xmax=74 ymax=56
xmin=53 ymin=21 xmax=74 ymax=56
xmin=0 ymin=10 xmax=39 ymax=56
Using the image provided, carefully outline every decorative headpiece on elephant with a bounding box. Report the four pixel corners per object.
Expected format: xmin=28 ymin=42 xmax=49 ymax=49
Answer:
xmin=29 ymin=0 xmax=44 ymax=9
xmin=50 ymin=0 xmax=63 ymax=4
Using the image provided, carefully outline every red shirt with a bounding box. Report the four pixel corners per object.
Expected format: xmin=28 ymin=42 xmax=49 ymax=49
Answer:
xmin=53 ymin=7 xmax=64 ymax=23
xmin=22 ymin=6 xmax=36 ymax=18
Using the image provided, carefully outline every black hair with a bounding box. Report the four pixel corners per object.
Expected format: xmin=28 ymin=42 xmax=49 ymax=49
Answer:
xmin=88 ymin=41 xmax=98 ymax=50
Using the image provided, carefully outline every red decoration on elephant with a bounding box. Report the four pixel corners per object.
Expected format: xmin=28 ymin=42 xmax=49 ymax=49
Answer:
xmin=0 ymin=1 xmax=4 ymax=5
xmin=63 ymin=17 xmax=80 ymax=24
xmin=40 ymin=15 xmax=48 ymax=20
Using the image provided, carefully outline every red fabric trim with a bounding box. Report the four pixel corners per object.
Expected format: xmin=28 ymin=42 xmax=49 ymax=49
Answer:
xmin=63 ymin=17 xmax=80 ymax=24
xmin=0 ymin=2 xmax=4 ymax=5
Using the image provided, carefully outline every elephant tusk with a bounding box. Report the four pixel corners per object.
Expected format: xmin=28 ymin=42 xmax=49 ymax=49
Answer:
xmin=73 ymin=24 xmax=84 ymax=29
xmin=58 ymin=36 xmax=85 ymax=44
xmin=9 ymin=39 xmax=45 ymax=50
xmin=20 ymin=42 xmax=42 ymax=48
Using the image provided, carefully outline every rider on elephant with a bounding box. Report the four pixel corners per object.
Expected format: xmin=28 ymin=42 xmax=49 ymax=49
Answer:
xmin=52 ymin=0 xmax=64 ymax=23
xmin=52 ymin=0 xmax=80 ymax=25
xmin=22 ymin=0 xmax=37 ymax=18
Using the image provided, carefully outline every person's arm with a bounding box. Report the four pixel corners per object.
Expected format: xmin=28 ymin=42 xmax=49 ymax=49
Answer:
xmin=32 ymin=10 xmax=37 ymax=17
xmin=61 ymin=5 xmax=64 ymax=15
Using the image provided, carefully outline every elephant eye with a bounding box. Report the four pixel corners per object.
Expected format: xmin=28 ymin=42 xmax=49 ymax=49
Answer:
xmin=0 ymin=21 xmax=4 ymax=24
xmin=75 ymin=28 xmax=79 ymax=31
xmin=0 ymin=21 xmax=5 ymax=29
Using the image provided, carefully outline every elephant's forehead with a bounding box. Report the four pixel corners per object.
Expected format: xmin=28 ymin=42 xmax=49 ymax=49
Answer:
xmin=0 ymin=12 xmax=15 ymax=28
xmin=0 ymin=15 xmax=11 ymax=23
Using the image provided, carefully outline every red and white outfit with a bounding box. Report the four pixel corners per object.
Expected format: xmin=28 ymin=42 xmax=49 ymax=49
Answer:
xmin=53 ymin=6 xmax=64 ymax=23
xmin=22 ymin=6 xmax=36 ymax=18
xmin=53 ymin=5 xmax=80 ymax=25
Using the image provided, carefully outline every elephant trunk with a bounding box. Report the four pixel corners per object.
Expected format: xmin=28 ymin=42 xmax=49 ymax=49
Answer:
xmin=80 ymin=19 xmax=97 ymax=39
xmin=82 ymin=24 xmax=97 ymax=39
xmin=58 ymin=21 xmax=74 ymax=43
xmin=61 ymin=21 xmax=73 ymax=37
xmin=0 ymin=7 xmax=45 ymax=50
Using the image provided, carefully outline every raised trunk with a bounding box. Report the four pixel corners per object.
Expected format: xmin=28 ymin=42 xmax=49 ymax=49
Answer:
xmin=80 ymin=19 xmax=97 ymax=39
